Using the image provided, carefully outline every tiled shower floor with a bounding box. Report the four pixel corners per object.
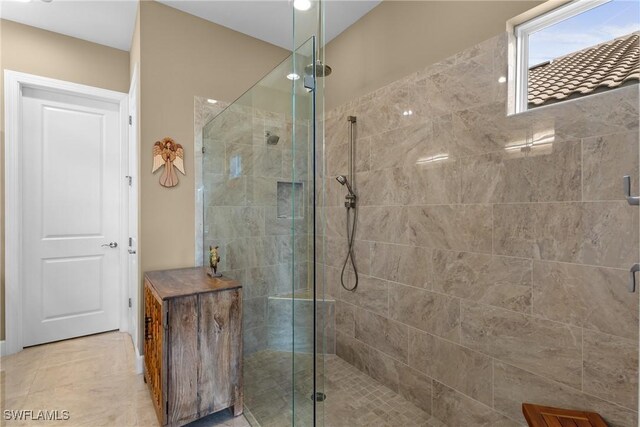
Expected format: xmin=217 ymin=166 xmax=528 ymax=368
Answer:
xmin=244 ymin=350 xmax=440 ymax=427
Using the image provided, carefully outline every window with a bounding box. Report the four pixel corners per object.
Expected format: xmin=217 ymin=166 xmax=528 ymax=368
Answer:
xmin=514 ymin=0 xmax=640 ymax=113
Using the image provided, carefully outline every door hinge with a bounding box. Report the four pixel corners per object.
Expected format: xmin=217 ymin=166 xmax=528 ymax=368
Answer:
xmin=202 ymin=146 xmax=205 ymax=154
xmin=129 ymin=237 xmax=133 ymax=247
xmin=128 ymin=298 xmax=132 ymax=308
xmin=125 ymin=176 xmax=132 ymax=186
xmin=129 ymin=115 xmax=132 ymax=125
xmin=304 ymin=74 xmax=315 ymax=92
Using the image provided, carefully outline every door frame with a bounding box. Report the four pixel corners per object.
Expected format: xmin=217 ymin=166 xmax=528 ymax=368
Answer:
xmin=127 ymin=64 xmax=143 ymax=372
xmin=4 ymin=70 xmax=129 ymax=355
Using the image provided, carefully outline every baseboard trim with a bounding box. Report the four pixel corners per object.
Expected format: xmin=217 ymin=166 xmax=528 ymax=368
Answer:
xmin=135 ymin=346 xmax=144 ymax=374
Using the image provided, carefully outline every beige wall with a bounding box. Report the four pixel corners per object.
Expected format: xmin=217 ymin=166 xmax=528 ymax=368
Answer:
xmin=0 ymin=20 xmax=130 ymax=92
xmin=325 ymin=0 xmax=542 ymax=109
xmin=137 ymin=1 xmax=288 ymax=279
xmin=0 ymin=3 xmax=288 ymax=344
xmin=0 ymin=19 xmax=130 ymax=339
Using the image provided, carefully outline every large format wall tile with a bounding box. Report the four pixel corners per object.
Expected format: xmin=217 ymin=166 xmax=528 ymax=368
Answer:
xmin=432 ymin=250 xmax=532 ymax=313
xmin=321 ymin=265 xmax=342 ymax=299
xmin=370 ymin=121 xmax=433 ymax=171
xmin=335 ymin=331 xmax=400 ymax=392
xmin=224 ymin=144 xmax=254 ymax=176
xmin=322 ymin=236 xmax=371 ymax=275
xmin=533 ymin=261 xmax=638 ymax=340
xmin=324 ymin=114 xmax=348 ymax=149
xmin=244 ymin=326 xmax=268 ymax=355
xmin=246 ymin=177 xmax=277 ymax=207
xmin=356 ymin=168 xmax=410 ymax=206
xmin=432 ymin=381 xmax=519 ymax=427
xmin=355 ymin=81 xmax=415 ymax=139
xmin=335 ymin=300 xmax=355 ymax=337
xmin=583 ymin=131 xmax=639 ymax=201
xmin=264 ymin=206 xmax=307 ymax=236
xmin=408 ymin=205 xmax=492 ymax=253
xmin=533 ymin=202 xmax=638 ymax=268
xmin=410 ymin=71 xmax=455 ymax=119
xmin=407 ymin=161 xmax=461 ymax=205
xmin=451 ymin=103 xmax=530 ymax=157
xmin=243 ymin=297 xmax=267 ymax=330
xmin=492 ymin=203 xmax=536 ymax=259
xmin=461 ymin=302 xmax=582 ymax=388
xmin=324 ymin=32 xmax=640 ymax=425
xmin=370 ymin=242 xmax=431 ymax=288
xmin=324 ymin=206 xmax=348 ymax=239
xmin=319 ymin=236 xmax=348 ymax=270
xmin=494 ymin=202 xmax=638 ymax=268
xmin=208 ymin=206 xmax=265 ymax=238
xmin=389 ymin=283 xmax=460 ymax=342
xmin=323 ymin=137 xmax=371 ymax=178
xmin=225 ymin=237 xmax=272 ymax=270
xmin=583 ymin=330 xmax=638 ymax=410
xmin=322 ymin=177 xmax=346 ymax=207
xmin=554 ymin=86 xmax=639 ymax=140
xmin=460 ymin=140 xmax=581 ymax=203
xmin=354 ymin=308 xmax=408 ymax=362
xmin=357 ymin=205 xmax=409 ymax=244
xmin=206 ymin=173 xmax=247 ymax=206
xmin=494 ymin=362 xmax=637 ymax=427
xmin=253 ymin=146 xmax=283 ymax=178
xmin=325 ymin=139 xmax=348 ymax=176
xmin=339 ymin=274 xmax=389 ymax=316
xmin=408 ymin=328 xmax=492 ymax=405
xmin=396 ymin=362 xmax=434 ymax=414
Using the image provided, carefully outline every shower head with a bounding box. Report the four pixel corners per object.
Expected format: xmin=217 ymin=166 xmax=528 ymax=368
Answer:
xmin=265 ymin=131 xmax=280 ymax=145
xmin=336 ymin=175 xmax=355 ymax=197
xmin=305 ymin=61 xmax=332 ymax=77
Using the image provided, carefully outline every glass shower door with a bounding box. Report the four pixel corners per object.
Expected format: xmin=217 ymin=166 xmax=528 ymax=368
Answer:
xmin=202 ymin=36 xmax=319 ymax=426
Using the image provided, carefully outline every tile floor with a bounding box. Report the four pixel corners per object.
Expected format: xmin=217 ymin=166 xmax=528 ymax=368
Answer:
xmin=244 ymin=350 xmax=439 ymax=427
xmin=1 ymin=332 xmax=439 ymax=427
xmin=0 ymin=332 xmax=248 ymax=427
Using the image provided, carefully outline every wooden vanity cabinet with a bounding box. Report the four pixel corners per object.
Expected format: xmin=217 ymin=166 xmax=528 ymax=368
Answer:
xmin=143 ymin=267 xmax=243 ymax=426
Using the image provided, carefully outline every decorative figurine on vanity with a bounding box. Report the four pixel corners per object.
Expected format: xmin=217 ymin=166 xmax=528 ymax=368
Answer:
xmin=208 ymin=245 xmax=222 ymax=278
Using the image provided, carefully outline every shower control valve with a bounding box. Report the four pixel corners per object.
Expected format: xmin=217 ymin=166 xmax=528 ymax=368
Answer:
xmin=344 ymin=194 xmax=356 ymax=209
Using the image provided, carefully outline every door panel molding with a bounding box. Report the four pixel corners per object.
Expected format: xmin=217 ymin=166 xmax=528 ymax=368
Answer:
xmin=4 ymin=70 xmax=129 ymax=355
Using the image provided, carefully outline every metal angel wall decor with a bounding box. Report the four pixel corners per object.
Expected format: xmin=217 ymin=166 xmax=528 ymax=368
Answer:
xmin=152 ymin=137 xmax=185 ymax=187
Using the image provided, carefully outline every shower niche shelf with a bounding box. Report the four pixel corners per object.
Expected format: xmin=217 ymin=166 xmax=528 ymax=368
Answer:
xmin=277 ymin=181 xmax=304 ymax=219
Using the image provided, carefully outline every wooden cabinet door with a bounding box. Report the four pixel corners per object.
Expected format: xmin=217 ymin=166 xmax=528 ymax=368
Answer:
xmin=144 ymin=282 xmax=164 ymax=424
xmin=198 ymin=289 xmax=243 ymax=414
xmin=167 ymin=295 xmax=199 ymax=425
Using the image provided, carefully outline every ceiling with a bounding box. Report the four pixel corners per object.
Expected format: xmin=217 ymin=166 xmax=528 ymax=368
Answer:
xmin=0 ymin=0 xmax=380 ymax=52
xmin=0 ymin=1 xmax=139 ymax=51
xmin=157 ymin=1 xmax=380 ymax=50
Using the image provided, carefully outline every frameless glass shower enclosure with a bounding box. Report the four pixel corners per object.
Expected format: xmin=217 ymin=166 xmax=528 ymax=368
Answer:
xmin=202 ymin=35 xmax=326 ymax=426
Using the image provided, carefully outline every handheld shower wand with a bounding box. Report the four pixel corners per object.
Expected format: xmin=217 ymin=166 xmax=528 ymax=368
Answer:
xmin=337 ymin=115 xmax=359 ymax=292
xmin=336 ymin=175 xmax=356 ymax=208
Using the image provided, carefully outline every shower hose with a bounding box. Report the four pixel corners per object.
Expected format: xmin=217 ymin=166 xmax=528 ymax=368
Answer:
xmin=340 ymin=205 xmax=359 ymax=291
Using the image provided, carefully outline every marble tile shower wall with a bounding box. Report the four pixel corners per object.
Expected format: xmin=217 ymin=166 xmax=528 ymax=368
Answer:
xmin=320 ymin=33 xmax=639 ymax=426
xmin=203 ymin=104 xmax=312 ymax=355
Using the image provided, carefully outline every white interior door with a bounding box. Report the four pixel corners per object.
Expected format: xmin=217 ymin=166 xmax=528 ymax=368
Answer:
xmin=21 ymin=86 xmax=122 ymax=347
